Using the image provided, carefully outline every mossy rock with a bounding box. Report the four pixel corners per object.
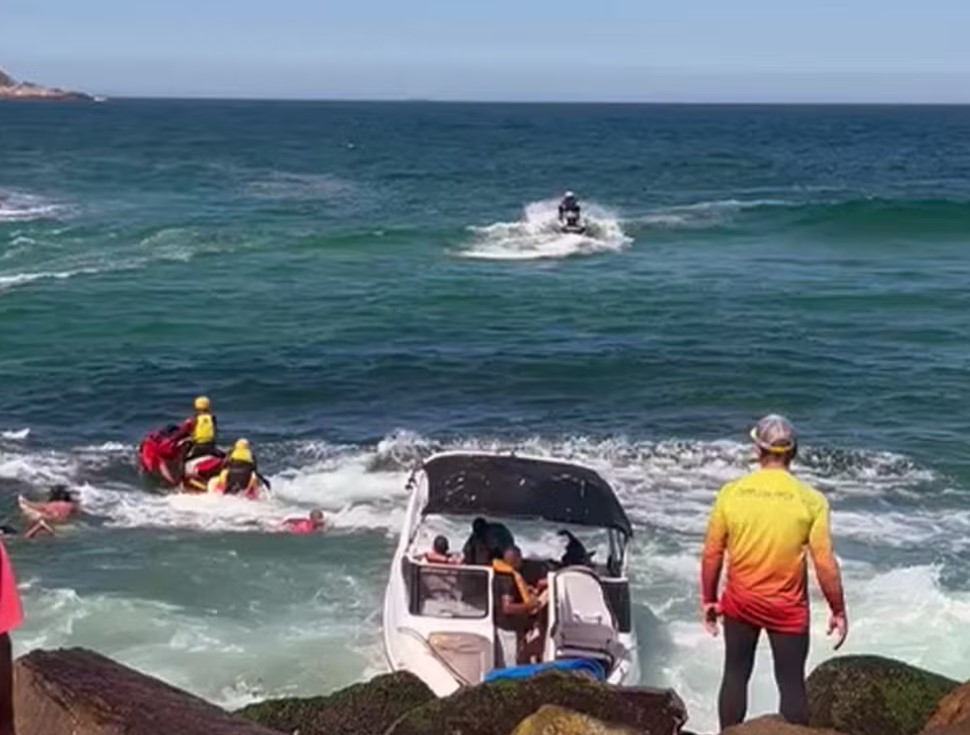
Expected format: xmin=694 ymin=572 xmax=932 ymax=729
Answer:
xmin=236 ymin=671 xmax=435 ymax=735
xmin=511 ymin=704 xmax=640 ymax=734
xmin=807 ymin=656 xmax=959 ymax=735
xmin=925 ymin=681 xmax=970 ymax=732
xmin=387 ymin=671 xmax=686 ymax=735
xmin=924 ymin=724 xmax=970 ymax=735
xmin=723 ymin=714 xmax=847 ymax=734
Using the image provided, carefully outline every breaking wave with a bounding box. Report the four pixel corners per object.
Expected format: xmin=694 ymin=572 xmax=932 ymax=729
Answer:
xmin=1 ymin=429 xmax=962 ymax=548
xmin=3 ymin=430 xmax=968 ymax=732
xmin=0 ymin=189 xmax=65 ymax=223
xmin=630 ymin=195 xmax=970 ymax=239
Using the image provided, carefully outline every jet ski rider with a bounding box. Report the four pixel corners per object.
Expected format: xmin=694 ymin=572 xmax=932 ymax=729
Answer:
xmin=178 ymin=395 xmax=218 ymax=460
xmin=558 ymin=191 xmax=580 ymax=222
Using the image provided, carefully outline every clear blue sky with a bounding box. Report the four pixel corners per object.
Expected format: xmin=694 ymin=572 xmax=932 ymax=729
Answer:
xmin=3 ymin=0 xmax=970 ymax=101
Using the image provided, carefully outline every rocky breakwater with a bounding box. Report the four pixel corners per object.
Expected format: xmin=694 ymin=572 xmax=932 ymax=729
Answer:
xmin=10 ymin=648 xmax=970 ymax=735
xmin=237 ymin=668 xmax=688 ymax=735
xmin=717 ymin=655 xmax=969 ymax=735
xmin=0 ymin=67 xmax=94 ymax=101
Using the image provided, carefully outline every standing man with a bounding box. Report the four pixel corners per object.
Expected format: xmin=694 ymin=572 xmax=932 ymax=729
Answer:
xmin=0 ymin=536 xmax=23 ymax=734
xmin=700 ymin=415 xmax=847 ymax=730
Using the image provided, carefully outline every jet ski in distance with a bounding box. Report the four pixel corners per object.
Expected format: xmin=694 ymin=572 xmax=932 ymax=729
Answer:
xmin=557 ymin=191 xmax=587 ymax=234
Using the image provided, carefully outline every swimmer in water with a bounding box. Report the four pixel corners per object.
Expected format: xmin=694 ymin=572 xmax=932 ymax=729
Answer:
xmin=282 ymin=509 xmax=326 ymax=535
xmin=19 ymin=485 xmax=79 ymax=526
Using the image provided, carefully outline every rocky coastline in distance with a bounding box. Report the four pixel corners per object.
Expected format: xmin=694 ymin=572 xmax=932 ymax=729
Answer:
xmin=10 ymin=647 xmax=970 ymax=735
xmin=0 ymin=67 xmax=97 ymax=102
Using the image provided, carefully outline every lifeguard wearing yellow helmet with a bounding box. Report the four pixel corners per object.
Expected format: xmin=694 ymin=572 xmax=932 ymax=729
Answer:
xmin=182 ymin=395 xmax=217 ymax=459
xmin=229 ymin=438 xmax=253 ymax=465
xmin=209 ymin=438 xmax=259 ymax=498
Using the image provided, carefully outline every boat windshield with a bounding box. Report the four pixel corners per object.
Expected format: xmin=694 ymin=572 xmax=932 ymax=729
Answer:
xmin=405 ymin=560 xmax=490 ymax=619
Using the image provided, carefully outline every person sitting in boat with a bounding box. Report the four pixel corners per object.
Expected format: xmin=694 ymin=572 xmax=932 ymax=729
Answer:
xmin=558 ymin=191 xmax=580 ymax=222
xmin=177 ymin=395 xmax=218 ymax=460
xmin=422 ymin=535 xmax=461 ymax=564
xmin=462 ymin=517 xmax=515 ymax=565
xmin=558 ymin=529 xmax=595 ymax=568
xmin=209 ymin=439 xmax=260 ymax=497
xmin=283 ymin=509 xmax=326 ymax=535
xmin=493 ymin=545 xmax=547 ymax=665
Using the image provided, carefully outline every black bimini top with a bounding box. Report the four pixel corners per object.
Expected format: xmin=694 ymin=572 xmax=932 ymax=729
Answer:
xmin=421 ymin=453 xmax=633 ymax=537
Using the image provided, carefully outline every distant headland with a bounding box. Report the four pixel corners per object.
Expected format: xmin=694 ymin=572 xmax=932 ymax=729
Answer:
xmin=0 ymin=67 xmax=97 ymax=102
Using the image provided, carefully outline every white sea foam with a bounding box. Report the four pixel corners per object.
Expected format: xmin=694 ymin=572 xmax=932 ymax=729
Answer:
xmin=0 ymin=428 xmax=30 ymax=441
xmin=459 ymin=199 xmax=631 ymax=260
xmin=0 ymin=190 xmax=65 ymax=223
xmin=14 ymin=574 xmax=383 ymax=713
xmin=2 ymin=431 xmax=956 ymax=541
xmin=0 ymin=266 xmax=109 ymax=291
xmin=0 ymin=227 xmax=246 ymax=296
xmin=4 ymin=431 xmax=967 ymax=732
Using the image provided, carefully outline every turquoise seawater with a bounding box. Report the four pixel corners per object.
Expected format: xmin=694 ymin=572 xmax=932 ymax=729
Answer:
xmin=1 ymin=101 xmax=969 ymax=730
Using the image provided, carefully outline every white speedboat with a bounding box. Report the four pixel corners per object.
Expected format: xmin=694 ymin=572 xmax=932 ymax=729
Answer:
xmin=382 ymin=451 xmax=640 ymax=696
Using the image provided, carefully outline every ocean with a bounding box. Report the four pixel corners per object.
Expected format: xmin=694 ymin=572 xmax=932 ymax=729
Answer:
xmin=1 ymin=100 xmax=969 ymax=731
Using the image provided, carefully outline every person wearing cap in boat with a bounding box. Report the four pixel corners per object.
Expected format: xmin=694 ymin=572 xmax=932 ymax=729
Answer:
xmin=700 ymin=414 xmax=848 ymax=730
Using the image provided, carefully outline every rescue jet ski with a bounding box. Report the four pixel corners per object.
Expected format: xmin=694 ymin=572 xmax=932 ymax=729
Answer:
xmin=137 ymin=425 xmax=223 ymax=493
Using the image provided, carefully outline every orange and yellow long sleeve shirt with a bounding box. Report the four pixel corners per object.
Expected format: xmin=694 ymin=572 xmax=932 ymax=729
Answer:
xmin=701 ymin=468 xmax=845 ymax=634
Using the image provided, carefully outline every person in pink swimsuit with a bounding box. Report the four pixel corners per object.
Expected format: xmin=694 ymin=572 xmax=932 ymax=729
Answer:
xmin=283 ymin=509 xmax=326 ymax=535
xmin=19 ymin=485 xmax=78 ymax=525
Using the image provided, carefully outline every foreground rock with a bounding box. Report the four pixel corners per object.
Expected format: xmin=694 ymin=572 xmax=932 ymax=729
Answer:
xmin=237 ymin=671 xmax=435 ymax=735
xmin=511 ymin=704 xmax=640 ymax=734
xmin=15 ymin=648 xmax=277 ymax=735
xmin=0 ymin=67 xmax=94 ymax=101
xmin=723 ymin=715 xmax=847 ymax=735
xmin=924 ymin=723 xmax=970 ymax=735
xmin=807 ymin=656 xmax=959 ymax=735
xmin=925 ymin=681 xmax=970 ymax=733
xmin=387 ymin=671 xmax=687 ymax=735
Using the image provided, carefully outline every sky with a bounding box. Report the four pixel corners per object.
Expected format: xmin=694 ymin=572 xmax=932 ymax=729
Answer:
xmin=3 ymin=0 xmax=970 ymax=102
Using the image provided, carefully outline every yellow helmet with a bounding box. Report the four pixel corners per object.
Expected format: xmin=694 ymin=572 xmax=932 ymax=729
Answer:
xmin=194 ymin=396 xmax=211 ymax=411
xmin=233 ymin=438 xmax=250 ymax=451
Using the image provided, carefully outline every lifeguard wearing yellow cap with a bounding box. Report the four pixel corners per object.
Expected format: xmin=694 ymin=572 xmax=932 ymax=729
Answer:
xmin=194 ymin=396 xmax=211 ymax=412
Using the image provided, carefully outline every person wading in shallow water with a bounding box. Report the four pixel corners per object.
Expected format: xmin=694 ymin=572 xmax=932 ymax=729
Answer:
xmin=700 ymin=414 xmax=848 ymax=730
